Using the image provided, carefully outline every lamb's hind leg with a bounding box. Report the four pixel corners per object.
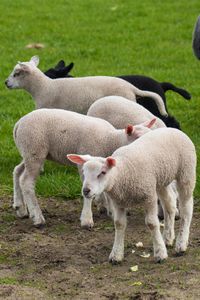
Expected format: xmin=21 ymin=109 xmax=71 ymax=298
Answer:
xmin=175 ymin=181 xmax=194 ymax=255
xmin=157 ymin=185 xmax=176 ymax=247
xmin=13 ymin=162 xmax=28 ymax=218
xmin=19 ymin=159 xmax=45 ymax=227
xmin=145 ymin=195 xmax=168 ymax=263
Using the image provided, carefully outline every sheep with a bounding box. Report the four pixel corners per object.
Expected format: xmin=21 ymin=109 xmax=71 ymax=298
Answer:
xmin=13 ymin=108 xmax=156 ymax=227
xmin=44 ymin=60 xmax=191 ymax=129
xmin=5 ymin=56 xmax=167 ymax=117
xmin=67 ymin=128 xmax=196 ymax=263
xmin=87 ymin=96 xmax=171 ymax=220
xmin=192 ymin=15 xmax=200 ymax=59
xmin=87 ymin=96 xmax=166 ymax=129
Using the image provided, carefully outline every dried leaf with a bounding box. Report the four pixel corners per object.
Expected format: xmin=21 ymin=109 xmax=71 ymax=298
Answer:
xmin=25 ymin=43 xmax=45 ymax=49
xmin=135 ymin=242 xmax=143 ymax=248
xmin=139 ymin=252 xmax=150 ymax=258
xmin=131 ymin=249 xmax=136 ymax=254
xmin=129 ymin=265 xmax=138 ymax=272
xmin=130 ymin=281 xmax=142 ymax=286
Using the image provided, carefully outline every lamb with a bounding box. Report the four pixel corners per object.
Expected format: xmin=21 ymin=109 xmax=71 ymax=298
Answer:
xmin=68 ymin=128 xmax=196 ymax=263
xmin=87 ymin=96 xmax=171 ymax=220
xmin=44 ymin=60 xmax=191 ymax=129
xmin=192 ymin=15 xmax=200 ymax=59
xmin=5 ymin=56 xmax=167 ymax=116
xmin=87 ymin=96 xmax=166 ymax=129
xmin=13 ymin=108 xmax=156 ymax=227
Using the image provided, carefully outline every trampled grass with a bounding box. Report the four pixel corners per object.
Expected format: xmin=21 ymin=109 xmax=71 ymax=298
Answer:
xmin=0 ymin=0 xmax=200 ymax=199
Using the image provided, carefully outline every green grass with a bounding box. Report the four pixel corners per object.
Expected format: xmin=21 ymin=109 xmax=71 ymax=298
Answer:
xmin=0 ymin=0 xmax=200 ymax=199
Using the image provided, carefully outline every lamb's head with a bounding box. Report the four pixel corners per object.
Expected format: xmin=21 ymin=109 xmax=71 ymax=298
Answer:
xmin=5 ymin=56 xmax=40 ymax=89
xmin=125 ymin=118 xmax=156 ymax=141
xmin=67 ymin=154 xmax=116 ymax=200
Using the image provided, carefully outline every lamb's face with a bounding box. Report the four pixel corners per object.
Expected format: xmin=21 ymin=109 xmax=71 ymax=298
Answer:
xmin=82 ymin=157 xmax=116 ymax=200
xmin=5 ymin=55 xmax=39 ymax=89
xmin=82 ymin=160 xmax=109 ymax=199
xmin=5 ymin=64 xmax=28 ymax=89
xmin=67 ymin=154 xmax=116 ymax=200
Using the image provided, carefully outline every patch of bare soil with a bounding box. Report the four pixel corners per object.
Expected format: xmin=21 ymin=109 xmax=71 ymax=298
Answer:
xmin=0 ymin=197 xmax=200 ymax=300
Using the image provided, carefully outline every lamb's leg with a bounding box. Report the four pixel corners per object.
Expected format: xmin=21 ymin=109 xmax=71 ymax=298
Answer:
xmin=19 ymin=160 xmax=45 ymax=227
xmin=109 ymin=202 xmax=126 ymax=264
xmin=145 ymin=196 xmax=168 ymax=262
xmin=175 ymin=182 xmax=193 ymax=255
xmin=157 ymin=185 xmax=176 ymax=247
xmin=13 ymin=162 xmax=29 ymax=218
xmin=80 ymin=197 xmax=94 ymax=229
xmin=158 ymin=181 xmax=179 ymax=220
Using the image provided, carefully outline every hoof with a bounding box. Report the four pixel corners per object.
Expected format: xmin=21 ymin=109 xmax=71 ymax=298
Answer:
xmin=109 ymin=258 xmax=122 ymax=265
xmin=81 ymin=219 xmax=94 ymax=230
xmin=155 ymin=257 xmax=167 ymax=264
xmin=34 ymin=223 xmax=46 ymax=229
xmin=31 ymin=214 xmax=45 ymax=228
xmin=81 ymin=223 xmax=94 ymax=230
xmin=14 ymin=205 xmax=29 ymax=219
xmin=175 ymin=251 xmax=185 ymax=257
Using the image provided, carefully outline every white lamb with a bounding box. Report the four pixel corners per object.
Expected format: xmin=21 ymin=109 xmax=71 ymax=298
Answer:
xmin=87 ymin=96 xmax=177 ymax=219
xmin=5 ymin=56 xmax=167 ymax=116
xmin=13 ymin=108 xmax=156 ymax=227
xmin=87 ymin=95 xmax=166 ymax=129
xmin=68 ymin=128 xmax=196 ymax=263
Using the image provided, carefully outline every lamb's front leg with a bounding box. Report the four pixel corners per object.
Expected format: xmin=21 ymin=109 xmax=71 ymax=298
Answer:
xmin=80 ymin=196 xmax=94 ymax=229
xmin=145 ymin=196 xmax=168 ymax=263
xmin=109 ymin=202 xmax=127 ymax=264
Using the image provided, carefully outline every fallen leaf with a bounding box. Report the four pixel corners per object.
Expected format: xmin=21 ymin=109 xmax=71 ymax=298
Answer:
xmin=135 ymin=242 xmax=143 ymax=248
xmin=139 ymin=252 xmax=150 ymax=258
xmin=131 ymin=249 xmax=135 ymax=254
xmin=25 ymin=43 xmax=45 ymax=49
xmin=130 ymin=281 xmax=142 ymax=286
xmin=129 ymin=265 xmax=138 ymax=272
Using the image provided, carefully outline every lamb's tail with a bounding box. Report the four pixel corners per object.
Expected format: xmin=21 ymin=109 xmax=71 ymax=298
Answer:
xmin=134 ymin=87 xmax=168 ymax=117
xmin=161 ymin=82 xmax=191 ymax=100
xmin=192 ymin=15 xmax=200 ymax=60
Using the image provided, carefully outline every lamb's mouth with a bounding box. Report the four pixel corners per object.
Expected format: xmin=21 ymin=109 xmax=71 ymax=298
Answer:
xmin=84 ymin=194 xmax=96 ymax=200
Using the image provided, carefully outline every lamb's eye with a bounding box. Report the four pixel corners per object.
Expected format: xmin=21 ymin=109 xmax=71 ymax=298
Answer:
xmin=14 ymin=72 xmax=20 ymax=77
xmin=97 ymin=171 xmax=106 ymax=178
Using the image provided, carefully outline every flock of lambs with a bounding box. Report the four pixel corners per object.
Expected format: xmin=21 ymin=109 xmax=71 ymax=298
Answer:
xmin=3 ymin=16 xmax=200 ymax=264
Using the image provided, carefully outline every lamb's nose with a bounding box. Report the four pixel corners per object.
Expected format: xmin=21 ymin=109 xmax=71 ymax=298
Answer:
xmin=83 ymin=187 xmax=91 ymax=197
xmin=5 ymin=80 xmax=8 ymax=86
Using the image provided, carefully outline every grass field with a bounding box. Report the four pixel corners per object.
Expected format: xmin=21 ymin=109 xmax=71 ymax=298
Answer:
xmin=0 ymin=1 xmax=200 ymax=299
xmin=0 ymin=0 xmax=199 ymax=199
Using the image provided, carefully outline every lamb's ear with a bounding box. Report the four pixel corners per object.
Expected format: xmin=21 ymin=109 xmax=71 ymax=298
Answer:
xmin=106 ymin=157 xmax=116 ymax=168
xmin=67 ymin=154 xmax=91 ymax=165
xmin=55 ymin=60 xmax=65 ymax=70
xmin=125 ymin=124 xmax=135 ymax=136
xmin=65 ymin=62 xmax=74 ymax=73
xmin=30 ymin=55 xmax=39 ymax=66
xmin=144 ymin=118 xmax=157 ymax=128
